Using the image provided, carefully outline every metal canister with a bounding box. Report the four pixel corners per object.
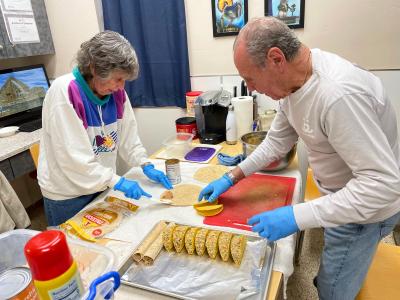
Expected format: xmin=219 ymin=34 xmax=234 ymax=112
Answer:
xmin=165 ymin=158 xmax=181 ymax=185
xmin=0 ymin=267 xmax=38 ymax=300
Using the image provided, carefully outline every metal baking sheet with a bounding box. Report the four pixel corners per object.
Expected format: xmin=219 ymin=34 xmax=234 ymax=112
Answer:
xmin=121 ymin=221 xmax=276 ymax=300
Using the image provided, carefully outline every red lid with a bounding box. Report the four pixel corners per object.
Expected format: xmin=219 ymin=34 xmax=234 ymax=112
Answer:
xmin=186 ymin=91 xmax=202 ymax=97
xmin=24 ymin=230 xmax=73 ymax=281
xmin=176 ymin=117 xmax=196 ymax=125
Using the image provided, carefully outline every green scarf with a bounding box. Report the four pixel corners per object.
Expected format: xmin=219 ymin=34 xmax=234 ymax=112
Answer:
xmin=72 ymin=67 xmax=110 ymax=106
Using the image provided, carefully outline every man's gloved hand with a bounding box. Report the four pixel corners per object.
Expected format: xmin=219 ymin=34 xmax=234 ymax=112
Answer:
xmin=142 ymin=164 xmax=173 ymax=189
xmin=113 ymin=177 xmax=152 ymax=200
xmin=198 ymin=174 xmax=233 ymax=202
xmin=247 ymin=206 xmax=299 ymax=241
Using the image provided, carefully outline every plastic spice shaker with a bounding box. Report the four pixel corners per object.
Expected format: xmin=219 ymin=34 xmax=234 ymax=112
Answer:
xmin=24 ymin=230 xmax=84 ymax=300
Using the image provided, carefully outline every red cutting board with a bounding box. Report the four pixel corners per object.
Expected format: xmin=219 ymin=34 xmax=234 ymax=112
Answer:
xmin=204 ymin=173 xmax=296 ymax=231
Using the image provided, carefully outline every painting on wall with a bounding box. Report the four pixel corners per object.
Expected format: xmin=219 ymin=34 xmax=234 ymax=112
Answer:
xmin=211 ymin=0 xmax=248 ymax=37
xmin=264 ymin=0 xmax=305 ymax=29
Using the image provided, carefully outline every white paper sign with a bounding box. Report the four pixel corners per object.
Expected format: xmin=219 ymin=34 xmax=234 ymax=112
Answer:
xmin=2 ymin=0 xmax=33 ymax=12
xmin=0 ymin=0 xmax=40 ymax=44
xmin=5 ymin=16 xmax=40 ymax=43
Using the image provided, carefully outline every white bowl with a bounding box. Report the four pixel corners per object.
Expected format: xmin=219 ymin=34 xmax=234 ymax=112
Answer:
xmin=0 ymin=126 xmax=19 ymax=138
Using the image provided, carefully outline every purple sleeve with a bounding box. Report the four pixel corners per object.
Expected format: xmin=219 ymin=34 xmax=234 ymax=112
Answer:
xmin=113 ymin=89 xmax=126 ymax=119
xmin=68 ymin=80 xmax=88 ymax=129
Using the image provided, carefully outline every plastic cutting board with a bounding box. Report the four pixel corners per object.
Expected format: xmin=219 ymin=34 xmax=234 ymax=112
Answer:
xmin=204 ymin=173 xmax=296 ymax=231
xmin=184 ymin=146 xmax=216 ymax=162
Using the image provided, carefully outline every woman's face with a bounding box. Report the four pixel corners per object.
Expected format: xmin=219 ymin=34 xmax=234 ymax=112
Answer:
xmin=90 ymin=69 xmax=130 ymax=97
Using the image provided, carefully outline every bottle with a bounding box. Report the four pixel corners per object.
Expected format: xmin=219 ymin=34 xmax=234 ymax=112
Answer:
xmin=226 ymin=105 xmax=237 ymax=145
xmin=24 ymin=230 xmax=84 ymax=300
xmin=259 ymin=109 xmax=277 ymax=131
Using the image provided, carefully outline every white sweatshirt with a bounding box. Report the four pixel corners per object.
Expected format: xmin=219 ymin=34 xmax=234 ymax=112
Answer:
xmin=38 ymin=73 xmax=148 ymax=200
xmin=239 ymin=49 xmax=400 ymax=229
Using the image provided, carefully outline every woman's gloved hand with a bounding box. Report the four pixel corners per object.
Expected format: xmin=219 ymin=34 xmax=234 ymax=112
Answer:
xmin=113 ymin=177 xmax=152 ymax=200
xmin=247 ymin=206 xmax=299 ymax=241
xmin=142 ymin=164 xmax=173 ymax=189
xmin=197 ymin=174 xmax=233 ymax=202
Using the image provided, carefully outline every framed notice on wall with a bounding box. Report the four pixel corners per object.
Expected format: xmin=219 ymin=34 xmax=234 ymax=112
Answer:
xmin=0 ymin=0 xmax=40 ymax=44
xmin=264 ymin=0 xmax=305 ymax=29
xmin=211 ymin=0 xmax=248 ymax=37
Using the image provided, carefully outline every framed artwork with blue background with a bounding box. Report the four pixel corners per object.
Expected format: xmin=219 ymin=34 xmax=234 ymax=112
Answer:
xmin=212 ymin=0 xmax=248 ymax=37
xmin=265 ymin=0 xmax=305 ymax=29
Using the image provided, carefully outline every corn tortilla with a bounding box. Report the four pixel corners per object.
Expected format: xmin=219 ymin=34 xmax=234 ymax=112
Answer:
xmin=193 ymin=165 xmax=229 ymax=183
xmin=195 ymin=228 xmax=209 ymax=256
xmin=218 ymin=232 xmax=233 ymax=262
xmin=206 ymin=230 xmax=221 ymax=259
xmin=160 ymin=184 xmax=202 ymax=206
xmin=163 ymin=222 xmax=177 ymax=252
xmin=230 ymin=234 xmax=247 ymax=266
xmin=173 ymin=225 xmax=190 ymax=253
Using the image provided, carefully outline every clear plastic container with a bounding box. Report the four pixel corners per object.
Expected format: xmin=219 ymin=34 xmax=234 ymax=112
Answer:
xmin=162 ymin=132 xmax=193 ymax=158
xmin=0 ymin=229 xmax=118 ymax=299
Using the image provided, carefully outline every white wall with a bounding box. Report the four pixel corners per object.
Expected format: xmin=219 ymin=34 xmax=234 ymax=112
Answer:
xmin=186 ymin=0 xmax=400 ymax=75
xmin=133 ymin=107 xmax=186 ymax=155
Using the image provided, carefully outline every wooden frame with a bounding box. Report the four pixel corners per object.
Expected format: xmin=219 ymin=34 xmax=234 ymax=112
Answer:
xmin=264 ymin=0 xmax=305 ymax=29
xmin=211 ymin=0 xmax=248 ymax=37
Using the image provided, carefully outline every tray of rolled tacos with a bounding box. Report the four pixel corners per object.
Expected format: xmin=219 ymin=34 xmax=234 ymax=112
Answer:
xmin=121 ymin=220 xmax=276 ymax=300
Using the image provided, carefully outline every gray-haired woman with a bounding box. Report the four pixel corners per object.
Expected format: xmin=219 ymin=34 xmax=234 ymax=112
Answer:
xmin=37 ymin=31 xmax=172 ymax=226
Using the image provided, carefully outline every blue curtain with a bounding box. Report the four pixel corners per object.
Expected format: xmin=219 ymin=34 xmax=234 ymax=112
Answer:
xmin=102 ymin=0 xmax=191 ymax=107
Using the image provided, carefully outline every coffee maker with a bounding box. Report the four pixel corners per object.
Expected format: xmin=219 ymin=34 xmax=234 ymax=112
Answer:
xmin=194 ymin=89 xmax=231 ymax=144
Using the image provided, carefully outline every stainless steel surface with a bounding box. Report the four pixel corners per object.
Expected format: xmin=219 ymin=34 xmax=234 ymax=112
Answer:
xmin=121 ymin=221 xmax=276 ymax=300
xmin=241 ymin=131 xmax=296 ymax=171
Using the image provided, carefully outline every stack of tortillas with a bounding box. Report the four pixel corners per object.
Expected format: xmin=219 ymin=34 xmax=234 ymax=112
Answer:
xmin=132 ymin=221 xmax=167 ymax=265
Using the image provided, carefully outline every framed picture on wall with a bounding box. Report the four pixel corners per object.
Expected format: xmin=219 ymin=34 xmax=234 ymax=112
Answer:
xmin=264 ymin=0 xmax=305 ymax=29
xmin=211 ymin=0 xmax=248 ymax=37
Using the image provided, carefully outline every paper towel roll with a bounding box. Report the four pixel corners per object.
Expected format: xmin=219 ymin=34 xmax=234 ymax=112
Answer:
xmin=231 ymin=96 xmax=254 ymax=139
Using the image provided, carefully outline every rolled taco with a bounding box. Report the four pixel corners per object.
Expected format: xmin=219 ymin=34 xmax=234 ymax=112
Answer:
xmin=132 ymin=221 xmax=167 ymax=262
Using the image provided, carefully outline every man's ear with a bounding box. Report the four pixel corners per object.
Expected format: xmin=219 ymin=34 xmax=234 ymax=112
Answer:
xmin=267 ymin=47 xmax=285 ymax=66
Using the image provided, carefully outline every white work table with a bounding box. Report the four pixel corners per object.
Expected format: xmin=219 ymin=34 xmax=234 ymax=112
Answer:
xmin=89 ymin=142 xmax=303 ymax=300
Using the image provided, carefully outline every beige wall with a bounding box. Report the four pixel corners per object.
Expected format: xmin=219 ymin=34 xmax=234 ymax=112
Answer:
xmin=186 ymin=0 xmax=400 ymax=75
xmin=41 ymin=0 xmax=101 ymax=77
xmin=2 ymin=0 xmax=399 ymax=77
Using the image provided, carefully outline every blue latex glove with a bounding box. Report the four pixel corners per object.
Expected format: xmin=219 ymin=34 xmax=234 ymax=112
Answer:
xmin=113 ymin=177 xmax=152 ymax=200
xmin=217 ymin=153 xmax=245 ymax=166
xmin=142 ymin=164 xmax=173 ymax=189
xmin=247 ymin=206 xmax=299 ymax=241
xmin=198 ymin=174 xmax=233 ymax=202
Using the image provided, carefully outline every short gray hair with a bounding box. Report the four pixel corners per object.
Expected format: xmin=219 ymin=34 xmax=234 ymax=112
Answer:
xmin=76 ymin=30 xmax=139 ymax=80
xmin=235 ymin=17 xmax=301 ymax=67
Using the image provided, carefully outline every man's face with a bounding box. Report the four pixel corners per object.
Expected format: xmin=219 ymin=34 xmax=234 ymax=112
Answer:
xmin=234 ymin=42 xmax=287 ymax=100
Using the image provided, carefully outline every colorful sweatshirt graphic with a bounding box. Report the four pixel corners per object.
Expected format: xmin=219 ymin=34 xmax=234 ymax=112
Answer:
xmin=67 ymin=80 xmax=125 ymax=155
